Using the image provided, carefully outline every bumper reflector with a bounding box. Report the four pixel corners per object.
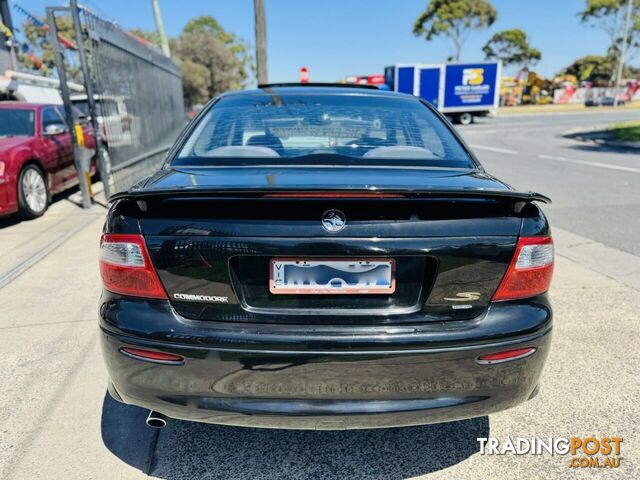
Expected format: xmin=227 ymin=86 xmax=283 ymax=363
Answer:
xmin=476 ymin=347 xmax=536 ymax=365
xmin=120 ymin=347 xmax=184 ymax=364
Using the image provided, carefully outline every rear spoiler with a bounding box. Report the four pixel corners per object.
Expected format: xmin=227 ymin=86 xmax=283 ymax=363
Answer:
xmin=110 ymin=188 xmax=550 ymax=212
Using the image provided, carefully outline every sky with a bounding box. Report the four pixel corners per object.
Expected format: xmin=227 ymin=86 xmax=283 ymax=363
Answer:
xmin=10 ymin=0 xmax=628 ymax=83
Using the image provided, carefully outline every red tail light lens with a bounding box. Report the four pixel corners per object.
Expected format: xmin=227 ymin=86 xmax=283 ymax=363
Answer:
xmin=492 ymin=236 xmax=554 ymax=301
xmin=99 ymin=234 xmax=167 ymax=299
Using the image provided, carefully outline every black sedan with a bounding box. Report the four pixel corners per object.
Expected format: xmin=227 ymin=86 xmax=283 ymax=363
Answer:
xmin=99 ymin=85 xmax=553 ymax=430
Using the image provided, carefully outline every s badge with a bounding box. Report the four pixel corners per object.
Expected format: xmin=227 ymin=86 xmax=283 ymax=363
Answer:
xmin=443 ymin=292 xmax=481 ymax=302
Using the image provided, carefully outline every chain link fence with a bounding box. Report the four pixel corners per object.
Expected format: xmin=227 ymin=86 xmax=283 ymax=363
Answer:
xmin=80 ymin=7 xmax=184 ymax=193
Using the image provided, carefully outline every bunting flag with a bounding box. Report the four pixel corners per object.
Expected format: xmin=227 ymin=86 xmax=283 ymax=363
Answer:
xmin=0 ymin=14 xmax=42 ymax=71
xmin=13 ymin=4 xmax=45 ymax=28
xmin=28 ymin=51 xmax=44 ymax=70
xmin=13 ymin=3 xmax=76 ymax=49
xmin=126 ymin=30 xmax=152 ymax=46
xmin=0 ymin=18 xmax=14 ymax=38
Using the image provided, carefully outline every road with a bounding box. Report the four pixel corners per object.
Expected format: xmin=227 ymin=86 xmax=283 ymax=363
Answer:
xmin=458 ymin=110 xmax=640 ymax=256
xmin=0 ymin=110 xmax=639 ymax=480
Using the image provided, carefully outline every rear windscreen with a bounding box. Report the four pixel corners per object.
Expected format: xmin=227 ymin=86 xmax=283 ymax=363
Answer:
xmin=174 ymin=93 xmax=475 ymax=168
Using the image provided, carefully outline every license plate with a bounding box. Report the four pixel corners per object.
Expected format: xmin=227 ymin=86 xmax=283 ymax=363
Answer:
xmin=269 ymin=258 xmax=396 ymax=294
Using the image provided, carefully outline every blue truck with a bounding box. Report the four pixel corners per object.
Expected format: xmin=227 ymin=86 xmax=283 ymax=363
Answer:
xmin=384 ymin=61 xmax=501 ymax=125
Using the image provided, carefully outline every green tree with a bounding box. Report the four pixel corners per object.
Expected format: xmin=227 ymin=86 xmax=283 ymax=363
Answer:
xmin=127 ymin=28 xmax=181 ymax=57
xmin=579 ymin=0 xmax=639 ymax=64
xmin=129 ymin=16 xmax=252 ymax=105
xmin=18 ymin=17 xmax=80 ymax=79
xmin=180 ymin=58 xmax=211 ymax=105
xmin=183 ymin=16 xmax=230 ymax=39
xmin=176 ymin=31 xmax=243 ymax=105
xmin=579 ymin=0 xmax=634 ymax=43
xmin=413 ymin=0 xmax=497 ymax=62
xmin=127 ymin=28 xmax=162 ymax=47
xmin=560 ymin=54 xmax=633 ymax=85
xmin=482 ymin=29 xmax=541 ymax=67
xmin=183 ymin=16 xmax=253 ymax=82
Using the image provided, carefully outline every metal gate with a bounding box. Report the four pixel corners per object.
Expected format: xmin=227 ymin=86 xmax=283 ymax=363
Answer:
xmin=46 ymin=1 xmax=184 ymax=201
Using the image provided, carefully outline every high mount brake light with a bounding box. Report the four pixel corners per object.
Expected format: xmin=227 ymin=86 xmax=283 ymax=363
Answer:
xmin=492 ymin=236 xmax=554 ymax=301
xmin=263 ymin=192 xmax=405 ymax=199
xmin=99 ymin=234 xmax=167 ymax=299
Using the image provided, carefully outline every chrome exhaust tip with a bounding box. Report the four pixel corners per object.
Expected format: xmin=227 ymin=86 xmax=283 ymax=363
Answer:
xmin=146 ymin=410 xmax=167 ymax=429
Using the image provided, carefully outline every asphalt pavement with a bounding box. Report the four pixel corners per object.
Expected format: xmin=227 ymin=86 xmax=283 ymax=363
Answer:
xmin=0 ymin=109 xmax=639 ymax=480
xmin=458 ymin=109 xmax=640 ymax=256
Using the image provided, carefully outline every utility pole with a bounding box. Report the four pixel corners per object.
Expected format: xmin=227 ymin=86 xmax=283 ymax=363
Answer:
xmin=151 ymin=0 xmax=171 ymax=57
xmin=254 ymin=0 xmax=268 ymax=84
xmin=614 ymin=0 xmax=634 ymax=106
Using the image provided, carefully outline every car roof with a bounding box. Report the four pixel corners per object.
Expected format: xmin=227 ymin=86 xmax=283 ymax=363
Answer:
xmin=0 ymin=102 xmax=58 ymax=110
xmin=219 ymin=84 xmax=411 ymax=100
xmin=70 ymin=93 xmax=127 ymax=102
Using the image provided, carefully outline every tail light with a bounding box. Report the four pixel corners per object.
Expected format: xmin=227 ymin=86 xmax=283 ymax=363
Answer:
xmin=492 ymin=236 xmax=554 ymax=301
xmin=99 ymin=234 xmax=167 ymax=299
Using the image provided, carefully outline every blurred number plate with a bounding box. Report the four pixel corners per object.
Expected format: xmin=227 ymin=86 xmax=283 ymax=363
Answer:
xmin=269 ymin=258 xmax=395 ymax=295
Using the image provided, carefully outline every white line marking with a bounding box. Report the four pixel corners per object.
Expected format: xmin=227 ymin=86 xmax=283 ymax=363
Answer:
xmin=459 ymin=129 xmax=498 ymax=134
xmin=465 ymin=121 xmax=547 ymax=129
xmin=537 ymin=154 xmax=640 ymax=173
xmin=470 ymin=144 xmax=518 ymax=155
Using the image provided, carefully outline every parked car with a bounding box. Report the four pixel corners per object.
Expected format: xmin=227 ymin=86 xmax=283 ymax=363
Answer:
xmin=187 ymin=103 xmax=205 ymax=120
xmin=0 ymin=102 xmax=95 ymax=218
xmin=585 ymin=96 xmax=625 ymax=107
xmin=70 ymin=94 xmax=136 ymax=148
xmin=99 ymin=85 xmax=554 ymax=430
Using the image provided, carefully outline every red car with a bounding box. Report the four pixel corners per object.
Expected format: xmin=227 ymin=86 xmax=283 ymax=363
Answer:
xmin=0 ymin=102 xmax=95 ymax=218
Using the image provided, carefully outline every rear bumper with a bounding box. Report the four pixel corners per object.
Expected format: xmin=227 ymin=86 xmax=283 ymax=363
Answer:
xmin=99 ymin=293 xmax=552 ymax=430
